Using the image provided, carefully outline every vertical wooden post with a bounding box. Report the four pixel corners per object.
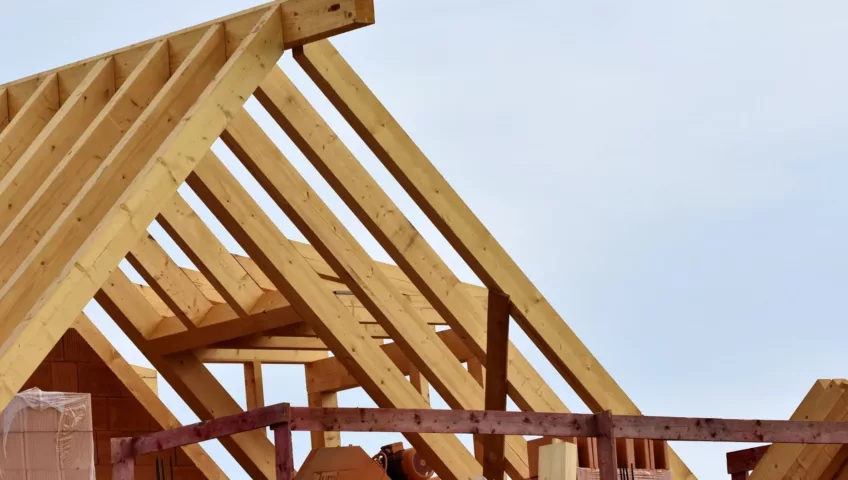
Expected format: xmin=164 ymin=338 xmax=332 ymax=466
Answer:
xmin=468 ymin=358 xmax=486 ymax=463
xmin=595 ymin=411 xmax=617 ymax=480
xmin=272 ymin=407 xmax=294 ymax=480
xmin=306 ymin=390 xmax=342 ymax=448
xmin=244 ymin=360 xmax=265 ymax=410
xmin=111 ymin=437 xmax=135 ymax=480
xmin=482 ymin=290 xmax=510 ymax=480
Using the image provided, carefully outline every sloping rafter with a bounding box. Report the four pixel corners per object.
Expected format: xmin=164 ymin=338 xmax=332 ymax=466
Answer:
xmin=0 ymin=1 xmax=701 ymax=478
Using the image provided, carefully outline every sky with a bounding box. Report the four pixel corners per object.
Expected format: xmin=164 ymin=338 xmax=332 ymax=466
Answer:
xmin=2 ymin=1 xmax=848 ymax=479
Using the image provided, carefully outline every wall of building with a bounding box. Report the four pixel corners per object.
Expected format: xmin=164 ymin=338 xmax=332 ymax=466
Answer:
xmin=22 ymin=328 xmax=206 ymax=479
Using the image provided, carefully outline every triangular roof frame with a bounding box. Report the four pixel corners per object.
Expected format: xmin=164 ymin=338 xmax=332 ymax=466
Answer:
xmin=0 ymin=1 xmax=696 ymax=479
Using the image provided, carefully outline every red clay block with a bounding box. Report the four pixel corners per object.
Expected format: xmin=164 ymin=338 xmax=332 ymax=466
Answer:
xmin=51 ymin=362 xmax=79 ymax=392
xmin=78 ymin=364 xmax=122 ymax=397
xmin=108 ymin=398 xmax=151 ymax=432
xmin=91 ymin=397 xmax=109 ymax=431
xmin=22 ymin=362 xmax=53 ymax=391
xmin=64 ymin=329 xmax=98 ymax=362
xmin=45 ymin=340 xmax=64 ymax=361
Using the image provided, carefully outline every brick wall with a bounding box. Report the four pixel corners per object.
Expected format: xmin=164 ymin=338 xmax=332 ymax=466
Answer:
xmin=21 ymin=328 xmax=207 ymax=479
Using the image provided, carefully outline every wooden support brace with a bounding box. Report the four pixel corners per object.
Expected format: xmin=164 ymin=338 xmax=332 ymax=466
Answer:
xmin=594 ymin=411 xmax=617 ymax=480
xmin=273 ymin=419 xmax=295 ymax=480
xmin=482 ymin=290 xmax=510 ymax=480
xmin=245 ymin=360 xmax=265 ymax=410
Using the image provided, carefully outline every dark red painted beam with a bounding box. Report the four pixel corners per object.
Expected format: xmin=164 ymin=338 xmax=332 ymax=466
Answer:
xmin=726 ymin=445 xmax=769 ymax=474
xmin=289 ymin=407 xmax=848 ymax=444
xmin=482 ymin=290 xmax=511 ymax=480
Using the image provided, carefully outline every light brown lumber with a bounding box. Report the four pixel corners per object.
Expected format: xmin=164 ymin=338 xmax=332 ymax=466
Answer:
xmin=258 ymin=63 xmax=567 ymax=418
xmin=126 ymin=234 xmax=214 ymax=327
xmin=96 ymin=267 xmax=277 ymax=478
xmin=410 ymin=366 xmax=430 ymax=404
xmin=0 ymin=23 xmax=226 ymax=317
xmin=0 ymin=0 xmax=374 ymax=111
xmin=197 ymin=348 xmax=328 ymax=364
xmin=274 ymin=321 xmax=391 ymax=340
xmin=0 ymin=74 xmax=59 ymax=182
xmin=0 ymin=40 xmax=169 ymax=255
xmin=305 ymin=328 xmax=475 ymax=393
xmin=295 ymin=39 xmax=696 ymax=480
xmin=244 ymin=360 xmax=265 ymax=410
xmin=306 ymin=388 xmax=341 ymax=448
xmin=0 ymin=89 xmax=8 ymax=132
xmin=73 ymin=315 xmax=228 ymax=479
xmin=221 ymin=107 xmax=530 ymax=478
xmin=781 ymin=384 xmax=848 ymax=480
xmin=215 ymin=335 xmax=329 ymax=351
xmin=0 ymin=58 xmax=115 ymax=234
xmin=187 ymin=151 xmax=481 ymax=480
xmin=0 ymin=4 xmax=284 ymax=424
xmin=749 ymin=380 xmax=847 ymax=480
xmin=158 ymin=193 xmax=264 ymax=316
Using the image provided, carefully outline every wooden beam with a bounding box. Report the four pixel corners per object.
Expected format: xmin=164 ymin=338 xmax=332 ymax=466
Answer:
xmin=72 ymin=315 xmax=228 ymax=479
xmin=468 ymin=358 xmax=486 ymax=464
xmin=0 ymin=3 xmax=284 ymax=431
xmin=0 ymin=89 xmax=8 ymax=132
xmin=595 ymin=411 xmax=617 ymax=480
xmin=0 ymin=73 xmax=59 ymax=182
xmin=749 ymin=380 xmax=846 ymax=480
xmin=0 ymin=58 xmax=115 ymax=235
xmin=409 ymin=366 xmax=430 ymax=405
xmin=258 ymin=62 xmax=567 ymax=419
xmin=0 ymin=22 xmax=227 ymax=330
xmin=482 ymin=290 xmax=510 ymax=480
xmin=216 ymin=335 xmax=329 ymax=351
xmin=305 ymin=329 xmax=475 ymax=394
xmin=158 ymin=193 xmax=264 ymax=316
xmin=0 ymin=40 xmax=169 ymax=259
xmin=244 ymin=361 xmax=265 ymax=410
xmin=196 ymin=348 xmax=327 ymax=364
xmin=96 ymin=271 xmax=278 ymax=478
xmin=134 ymin=403 xmax=290 ymax=455
xmin=126 ymin=234 xmax=214 ymax=327
xmin=726 ymin=446 xmax=768 ymax=475
xmin=187 ymin=152 xmax=481 ymax=480
xmin=273 ymin=420 xmax=295 ymax=480
xmin=111 ymin=438 xmax=135 ymax=480
xmin=0 ymin=0 xmax=374 ymax=109
xmin=306 ymin=387 xmax=341 ymax=448
xmin=295 ymin=38 xmax=697 ymax=480
xmin=221 ymin=106 xmax=529 ymax=478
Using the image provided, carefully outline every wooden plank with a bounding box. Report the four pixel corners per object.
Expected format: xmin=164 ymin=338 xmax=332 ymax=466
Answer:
xmin=187 ymin=152 xmax=481 ymax=480
xmin=96 ymin=272 xmax=277 ymax=478
xmin=482 ymin=290 xmax=510 ymax=480
xmin=726 ymin=445 xmax=768 ymax=474
xmin=159 ymin=193 xmax=263 ymax=316
xmin=0 ymin=89 xmax=8 ymax=132
xmin=0 ymin=41 xmax=169 ymax=262
xmin=0 ymin=74 xmax=59 ymax=182
xmin=595 ymin=411 xmax=617 ymax=480
xmin=126 ymin=234 xmax=213 ymax=327
xmin=245 ymin=360 xmax=265 ymax=410
xmin=749 ymin=379 xmax=845 ymax=480
xmin=273 ymin=420 xmax=295 ymax=480
xmin=73 ymin=314 xmax=228 ymax=479
xmin=0 ymin=57 xmax=115 ymax=236
xmin=258 ymin=62 xmax=568 ymax=419
xmin=197 ymin=348 xmax=327 ymax=364
xmin=0 ymin=0 xmax=374 ymax=108
xmin=305 ymin=329 xmax=475 ymax=394
xmin=538 ymin=442 xmax=577 ymax=480
xmin=220 ymin=106 xmax=529 ymax=478
xmin=409 ymin=366 xmax=430 ymax=404
xmin=306 ymin=385 xmax=341 ymax=448
xmin=216 ymin=335 xmax=329 ymax=350
xmin=132 ymin=403 xmax=290 ymax=455
xmin=0 ymin=3 xmax=284 ymax=430
xmin=295 ymin=39 xmax=696 ymax=479
xmin=0 ymin=23 xmax=227 ymax=331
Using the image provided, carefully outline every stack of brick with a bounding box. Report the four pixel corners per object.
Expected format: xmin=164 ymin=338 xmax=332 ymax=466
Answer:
xmin=20 ymin=328 xmax=206 ymax=479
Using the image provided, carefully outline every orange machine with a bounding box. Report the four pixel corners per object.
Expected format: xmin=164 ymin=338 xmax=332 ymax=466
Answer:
xmin=295 ymin=443 xmax=433 ymax=480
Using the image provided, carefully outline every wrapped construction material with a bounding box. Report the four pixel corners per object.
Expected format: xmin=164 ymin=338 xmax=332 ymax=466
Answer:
xmin=0 ymin=388 xmax=94 ymax=479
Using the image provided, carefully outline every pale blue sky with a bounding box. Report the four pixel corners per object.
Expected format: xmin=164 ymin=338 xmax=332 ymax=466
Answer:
xmin=2 ymin=1 xmax=848 ymax=479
